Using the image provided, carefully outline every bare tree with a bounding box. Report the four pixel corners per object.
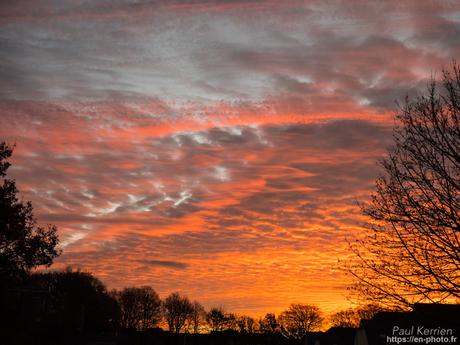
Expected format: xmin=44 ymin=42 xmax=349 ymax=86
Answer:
xmin=329 ymin=309 xmax=359 ymax=328
xmin=114 ymin=288 xmax=138 ymax=330
xmin=115 ymin=286 xmax=161 ymax=330
xmin=329 ymin=304 xmax=386 ymax=328
xmin=206 ymin=307 xmax=238 ymax=332
xmin=278 ymin=304 xmax=323 ymax=339
xmin=163 ymin=292 xmax=194 ymax=333
xmin=225 ymin=312 xmax=238 ymax=331
xmin=188 ymin=300 xmax=206 ymax=334
xmin=348 ymin=64 xmax=460 ymax=308
xmin=206 ymin=307 xmax=227 ymax=332
xmin=355 ymin=304 xmax=387 ymax=321
xmin=138 ymin=286 xmax=162 ymax=330
xmin=258 ymin=313 xmax=279 ymax=334
xmin=236 ymin=315 xmax=256 ymax=333
xmin=246 ymin=316 xmax=256 ymax=333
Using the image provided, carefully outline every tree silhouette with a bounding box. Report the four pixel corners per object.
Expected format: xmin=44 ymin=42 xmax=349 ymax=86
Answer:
xmin=236 ymin=315 xmax=256 ymax=333
xmin=2 ymin=268 xmax=120 ymax=344
xmin=329 ymin=308 xmax=359 ymax=328
xmin=0 ymin=142 xmax=60 ymax=278
xmin=30 ymin=268 xmax=120 ymax=332
xmin=138 ymin=286 xmax=162 ymax=330
xmin=355 ymin=303 xmax=387 ymax=321
xmin=163 ymin=292 xmax=194 ymax=333
xmin=349 ymin=64 xmax=460 ymax=308
xmin=206 ymin=307 xmax=229 ymax=332
xmin=278 ymin=304 xmax=323 ymax=339
xmin=114 ymin=286 xmax=161 ymax=330
xmin=188 ymin=300 xmax=206 ymax=334
xmin=114 ymin=288 xmax=139 ymax=330
xmin=258 ymin=313 xmax=280 ymax=334
xmin=224 ymin=312 xmax=238 ymax=331
xmin=329 ymin=304 xmax=387 ymax=328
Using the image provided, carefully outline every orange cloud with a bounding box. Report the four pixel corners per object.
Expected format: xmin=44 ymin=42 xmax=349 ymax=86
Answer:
xmin=2 ymin=99 xmax=395 ymax=316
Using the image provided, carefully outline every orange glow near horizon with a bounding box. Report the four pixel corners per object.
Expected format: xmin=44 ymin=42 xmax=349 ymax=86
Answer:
xmin=2 ymin=99 xmax=394 ymax=317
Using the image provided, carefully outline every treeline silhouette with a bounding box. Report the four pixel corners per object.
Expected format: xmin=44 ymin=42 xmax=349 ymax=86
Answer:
xmin=0 ymin=267 xmax=383 ymax=345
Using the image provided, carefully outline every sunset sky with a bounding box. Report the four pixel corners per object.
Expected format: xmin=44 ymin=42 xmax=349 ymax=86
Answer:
xmin=1 ymin=0 xmax=460 ymax=316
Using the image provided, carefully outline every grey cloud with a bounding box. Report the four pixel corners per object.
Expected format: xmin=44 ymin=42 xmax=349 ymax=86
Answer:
xmin=1 ymin=0 xmax=458 ymax=108
xmin=137 ymin=259 xmax=189 ymax=269
xmin=266 ymin=120 xmax=393 ymax=151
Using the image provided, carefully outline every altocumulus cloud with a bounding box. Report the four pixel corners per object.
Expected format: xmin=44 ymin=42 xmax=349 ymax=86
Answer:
xmin=1 ymin=0 xmax=459 ymax=315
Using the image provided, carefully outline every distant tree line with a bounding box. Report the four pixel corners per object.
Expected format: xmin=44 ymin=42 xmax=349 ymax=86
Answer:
xmin=2 ymin=267 xmax=386 ymax=342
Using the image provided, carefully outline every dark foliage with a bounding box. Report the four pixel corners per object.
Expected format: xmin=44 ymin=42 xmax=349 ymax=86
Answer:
xmin=0 ymin=142 xmax=60 ymax=279
xmin=1 ymin=269 xmax=120 ymax=344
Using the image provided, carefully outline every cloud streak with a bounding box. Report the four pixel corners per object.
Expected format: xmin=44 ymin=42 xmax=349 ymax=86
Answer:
xmin=137 ymin=259 xmax=189 ymax=270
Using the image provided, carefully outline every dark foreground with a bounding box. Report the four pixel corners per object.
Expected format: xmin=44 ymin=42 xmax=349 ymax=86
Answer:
xmin=1 ymin=328 xmax=357 ymax=345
